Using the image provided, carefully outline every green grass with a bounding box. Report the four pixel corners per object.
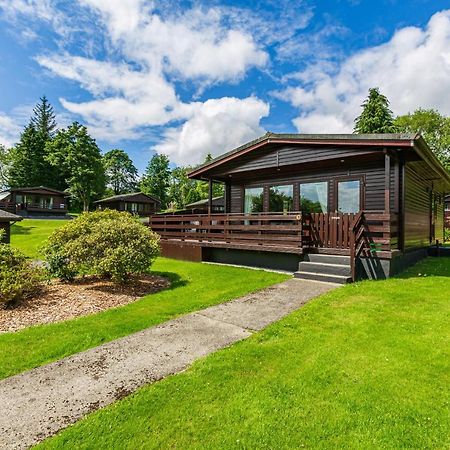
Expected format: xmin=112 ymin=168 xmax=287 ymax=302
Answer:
xmin=0 ymin=258 xmax=287 ymax=380
xmin=10 ymin=219 xmax=69 ymax=258
xmin=38 ymin=257 xmax=450 ymax=449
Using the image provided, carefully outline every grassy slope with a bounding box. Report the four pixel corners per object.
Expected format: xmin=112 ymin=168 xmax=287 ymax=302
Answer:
xmin=10 ymin=219 xmax=68 ymax=258
xmin=39 ymin=257 xmax=450 ymax=450
xmin=0 ymin=258 xmax=287 ymax=380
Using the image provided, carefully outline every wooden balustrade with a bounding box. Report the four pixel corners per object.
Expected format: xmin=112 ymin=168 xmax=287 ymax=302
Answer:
xmin=148 ymin=213 xmax=303 ymax=253
xmin=0 ymin=202 xmax=16 ymax=214
xmin=149 ymin=211 xmax=398 ymax=263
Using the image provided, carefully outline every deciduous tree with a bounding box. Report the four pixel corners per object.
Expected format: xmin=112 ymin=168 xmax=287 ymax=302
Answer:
xmin=46 ymin=122 xmax=105 ymax=211
xmin=395 ymin=109 xmax=450 ymax=169
xmin=103 ymin=149 xmax=138 ymax=195
xmin=140 ymin=153 xmax=170 ymax=208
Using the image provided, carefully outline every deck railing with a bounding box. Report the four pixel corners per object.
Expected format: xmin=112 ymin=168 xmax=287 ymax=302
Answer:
xmin=149 ymin=212 xmax=304 ymax=253
xmin=149 ymin=211 xmax=397 ymax=261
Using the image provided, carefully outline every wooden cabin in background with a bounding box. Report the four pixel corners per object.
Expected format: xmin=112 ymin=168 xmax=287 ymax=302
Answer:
xmin=0 ymin=186 xmax=69 ymax=218
xmin=149 ymin=133 xmax=450 ymax=283
xmin=94 ymin=192 xmax=160 ymax=217
xmin=185 ymin=196 xmax=224 ymax=214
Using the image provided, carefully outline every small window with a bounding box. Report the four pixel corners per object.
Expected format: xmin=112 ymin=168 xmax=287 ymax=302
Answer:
xmin=244 ymin=187 xmax=263 ymax=214
xmin=300 ymin=182 xmax=328 ymax=213
xmin=337 ymin=180 xmax=361 ymax=213
xmin=269 ymin=185 xmax=293 ymax=213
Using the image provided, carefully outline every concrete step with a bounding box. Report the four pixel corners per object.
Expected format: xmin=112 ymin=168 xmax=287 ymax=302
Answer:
xmin=294 ymin=271 xmax=351 ymax=284
xmin=305 ymin=253 xmax=351 ymax=265
xmin=299 ymin=261 xmax=351 ymax=277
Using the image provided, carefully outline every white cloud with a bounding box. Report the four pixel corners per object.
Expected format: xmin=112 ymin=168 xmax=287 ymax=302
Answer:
xmin=0 ymin=113 xmax=22 ymax=148
xmin=279 ymin=9 xmax=450 ymax=133
xmin=154 ymin=97 xmax=270 ymax=166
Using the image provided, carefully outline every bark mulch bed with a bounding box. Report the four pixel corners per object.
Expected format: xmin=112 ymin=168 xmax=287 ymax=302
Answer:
xmin=0 ymin=274 xmax=170 ymax=333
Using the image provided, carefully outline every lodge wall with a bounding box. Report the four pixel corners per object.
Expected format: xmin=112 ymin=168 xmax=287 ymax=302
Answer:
xmin=403 ymin=163 xmax=445 ymax=250
xmin=229 ymin=157 xmax=397 ymax=214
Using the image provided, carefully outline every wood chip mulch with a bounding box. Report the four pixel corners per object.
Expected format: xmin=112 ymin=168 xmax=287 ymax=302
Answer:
xmin=0 ymin=274 xmax=170 ymax=333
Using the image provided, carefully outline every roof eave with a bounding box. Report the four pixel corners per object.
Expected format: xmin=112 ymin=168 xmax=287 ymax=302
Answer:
xmin=188 ymin=135 xmax=415 ymax=179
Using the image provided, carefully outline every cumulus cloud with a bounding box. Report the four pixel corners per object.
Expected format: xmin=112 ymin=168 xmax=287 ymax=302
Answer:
xmin=154 ymin=97 xmax=269 ymax=166
xmin=0 ymin=113 xmax=22 ymax=147
xmin=278 ymin=9 xmax=450 ymax=133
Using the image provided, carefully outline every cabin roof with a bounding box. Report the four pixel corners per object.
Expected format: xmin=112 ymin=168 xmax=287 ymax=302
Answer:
xmin=8 ymin=186 xmax=70 ymax=196
xmin=188 ymin=133 xmax=450 ymax=188
xmin=185 ymin=196 xmax=224 ymax=208
xmin=0 ymin=209 xmax=22 ymax=222
xmin=94 ymin=192 xmax=160 ymax=204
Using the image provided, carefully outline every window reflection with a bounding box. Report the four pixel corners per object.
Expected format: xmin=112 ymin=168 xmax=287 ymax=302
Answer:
xmin=300 ymin=182 xmax=328 ymax=213
xmin=338 ymin=180 xmax=360 ymax=213
xmin=244 ymin=187 xmax=264 ymax=213
xmin=269 ymin=185 xmax=293 ymax=213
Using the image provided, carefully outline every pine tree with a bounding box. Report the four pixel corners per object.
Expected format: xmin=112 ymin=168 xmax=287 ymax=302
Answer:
xmin=31 ymin=95 xmax=57 ymax=138
xmin=354 ymin=88 xmax=396 ymax=134
xmin=8 ymin=124 xmax=50 ymax=188
xmin=8 ymin=96 xmax=60 ymax=188
xmin=140 ymin=153 xmax=171 ymax=208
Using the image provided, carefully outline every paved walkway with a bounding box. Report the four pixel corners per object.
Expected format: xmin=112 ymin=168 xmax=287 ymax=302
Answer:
xmin=0 ymin=278 xmax=337 ymax=449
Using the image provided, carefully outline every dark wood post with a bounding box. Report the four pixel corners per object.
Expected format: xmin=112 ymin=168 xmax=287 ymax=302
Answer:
xmin=208 ymin=179 xmax=213 ymax=215
xmin=224 ymin=181 xmax=231 ymax=213
xmin=384 ymin=150 xmax=390 ymax=214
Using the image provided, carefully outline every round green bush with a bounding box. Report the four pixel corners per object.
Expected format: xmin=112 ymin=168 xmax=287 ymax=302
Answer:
xmin=0 ymin=242 xmax=42 ymax=304
xmin=42 ymin=210 xmax=160 ymax=283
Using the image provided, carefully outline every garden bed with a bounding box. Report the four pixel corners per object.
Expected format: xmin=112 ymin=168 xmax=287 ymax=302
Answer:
xmin=0 ymin=275 xmax=170 ymax=333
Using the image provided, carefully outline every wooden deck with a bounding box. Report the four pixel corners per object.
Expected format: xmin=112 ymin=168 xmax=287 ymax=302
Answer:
xmin=149 ymin=211 xmax=397 ymax=261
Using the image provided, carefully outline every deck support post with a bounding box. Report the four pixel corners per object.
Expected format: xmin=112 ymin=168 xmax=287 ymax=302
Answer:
xmin=208 ymin=178 xmax=213 ymax=215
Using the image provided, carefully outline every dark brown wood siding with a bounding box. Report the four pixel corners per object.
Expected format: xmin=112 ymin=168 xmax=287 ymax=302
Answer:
xmin=213 ymin=145 xmax=380 ymax=176
xmin=229 ymin=158 xmax=396 ymax=214
xmin=403 ymin=162 xmax=445 ymax=249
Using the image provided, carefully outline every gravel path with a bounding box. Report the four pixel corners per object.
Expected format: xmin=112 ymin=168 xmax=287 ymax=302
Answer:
xmin=0 ymin=278 xmax=337 ymax=449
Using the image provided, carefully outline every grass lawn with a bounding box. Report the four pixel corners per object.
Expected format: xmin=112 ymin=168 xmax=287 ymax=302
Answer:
xmin=0 ymin=258 xmax=287 ymax=380
xmin=10 ymin=219 xmax=69 ymax=258
xmin=38 ymin=257 xmax=450 ymax=449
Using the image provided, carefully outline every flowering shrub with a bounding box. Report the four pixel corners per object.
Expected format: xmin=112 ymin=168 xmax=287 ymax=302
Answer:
xmin=0 ymin=234 xmax=42 ymax=304
xmin=43 ymin=210 xmax=160 ymax=283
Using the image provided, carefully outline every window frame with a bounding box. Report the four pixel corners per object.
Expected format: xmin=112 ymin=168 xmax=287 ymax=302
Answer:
xmin=299 ymin=180 xmax=329 ymax=214
xmin=334 ymin=176 xmax=365 ymax=214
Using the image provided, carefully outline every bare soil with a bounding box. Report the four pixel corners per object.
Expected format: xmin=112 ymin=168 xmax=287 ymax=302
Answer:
xmin=0 ymin=275 xmax=170 ymax=333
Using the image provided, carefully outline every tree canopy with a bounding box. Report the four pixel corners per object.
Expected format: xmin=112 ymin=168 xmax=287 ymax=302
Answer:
xmin=140 ymin=153 xmax=171 ymax=208
xmin=395 ymin=109 xmax=450 ymax=169
xmin=30 ymin=95 xmax=57 ymax=139
xmin=354 ymin=88 xmax=396 ymax=134
xmin=46 ymin=122 xmax=105 ymax=211
xmin=103 ymin=149 xmax=138 ymax=195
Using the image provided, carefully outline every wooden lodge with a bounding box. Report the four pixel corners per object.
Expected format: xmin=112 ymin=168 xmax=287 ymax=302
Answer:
xmin=94 ymin=192 xmax=160 ymax=217
xmin=149 ymin=133 xmax=450 ymax=283
xmin=184 ymin=196 xmax=224 ymax=214
xmin=0 ymin=186 xmax=69 ymax=217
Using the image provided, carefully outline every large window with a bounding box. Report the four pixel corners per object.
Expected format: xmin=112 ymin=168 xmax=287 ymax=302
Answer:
xmin=269 ymin=185 xmax=293 ymax=213
xmin=337 ymin=180 xmax=361 ymax=213
xmin=244 ymin=187 xmax=264 ymax=213
xmin=300 ymin=182 xmax=328 ymax=213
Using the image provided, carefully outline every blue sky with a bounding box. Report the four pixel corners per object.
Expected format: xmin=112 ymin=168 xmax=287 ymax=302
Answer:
xmin=0 ymin=0 xmax=449 ymax=172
